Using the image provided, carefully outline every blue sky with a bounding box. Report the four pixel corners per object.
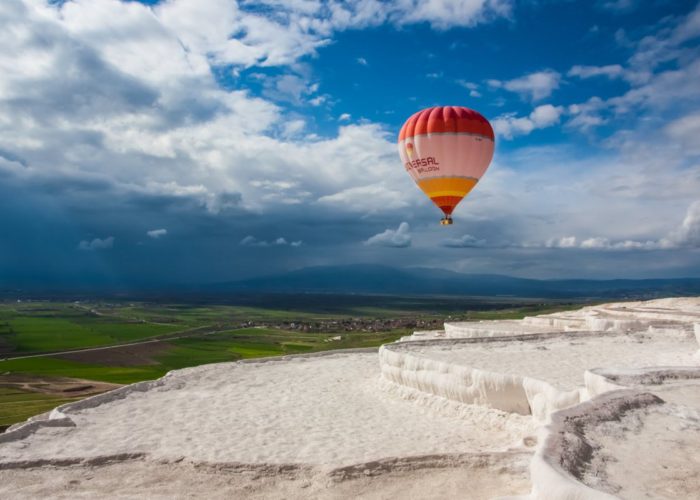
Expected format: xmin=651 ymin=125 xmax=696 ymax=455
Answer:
xmin=1 ymin=0 xmax=700 ymax=288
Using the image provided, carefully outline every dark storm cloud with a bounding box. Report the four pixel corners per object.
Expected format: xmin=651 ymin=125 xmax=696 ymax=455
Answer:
xmin=0 ymin=149 xmax=28 ymax=167
xmin=2 ymin=0 xmax=700 ymax=291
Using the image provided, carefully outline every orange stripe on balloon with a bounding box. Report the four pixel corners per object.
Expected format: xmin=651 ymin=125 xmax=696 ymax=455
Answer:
xmin=430 ymin=195 xmax=463 ymax=215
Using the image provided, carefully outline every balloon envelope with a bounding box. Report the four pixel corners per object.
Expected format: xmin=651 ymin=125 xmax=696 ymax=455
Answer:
xmin=398 ymin=106 xmax=495 ymax=220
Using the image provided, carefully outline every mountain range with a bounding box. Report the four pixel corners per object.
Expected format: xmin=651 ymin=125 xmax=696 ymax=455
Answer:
xmin=212 ymin=265 xmax=700 ymax=299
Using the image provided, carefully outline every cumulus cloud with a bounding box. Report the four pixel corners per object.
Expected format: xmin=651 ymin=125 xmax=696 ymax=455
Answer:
xmin=364 ymin=222 xmax=411 ymax=248
xmin=390 ymin=0 xmax=513 ymax=30
xmin=440 ymin=234 xmax=487 ymax=248
xmin=667 ymin=201 xmax=700 ymax=248
xmin=261 ymin=74 xmax=322 ymax=106
xmin=580 ymin=237 xmax=666 ymax=250
xmin=280 ymin=119 xmax=306 ymax=138
xmin=240 ymin=236 xmax=302 ymax=247
xmin=568 ymin=64 xmax=624 ymax=79
xmin=0 ymin=0 xmax=528 ymax=235
xmin=489 ymin=70 xmax=561 ymax=101
xmin=0 ymin=0 xmax=404 ymax=215
xmin=317 ymin=184 xmax=410 ymax=213
xmin=3 ymin=0 xmax=503 ymax=226
xmin=3 ymin=0 xmax=700 ymax=284
xmin=492 ymin=104 xmax=564 ymax=139
xmin=665 ymin=112 xmax=700 ymax=155
xmin=567 ymin=97 xmax=607 ymax=131
xmin=338 ymin=113 xmax=351 ymax=121
xmin=564 ymin=3 xmax=700 ymax=128
xmin=545 ymin=236 xmax=578 ymax=248
xmin=539 ymin=201 xmax=700 ymax=251
xmin=356 ymin=57 xmax=368 ymax=66
xmin=457 ymin=79 xmax=481 ymax=97
xmin=147 ymin=228 xmax=168 ymax=239
xmin=78 ymin=236 xmax=115 ymax=251
xmin=542 ymin=235 xmax=666 ymax=251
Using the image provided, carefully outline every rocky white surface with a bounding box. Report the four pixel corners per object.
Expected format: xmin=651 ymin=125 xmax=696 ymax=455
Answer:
xmin=2 ymin=297 xmax=700 ymax=499
xmin=531 ymin=367 xmax=700 ymax=500
xmin=0 ymin=352 xmax=534 ymax=468
xmin=444 ymin=298 xmax=700 ymax=339
xmin=381 ymin=331 xmax=698 ymax=422
xmin=444 ymin=320 xmax=562 ymax=338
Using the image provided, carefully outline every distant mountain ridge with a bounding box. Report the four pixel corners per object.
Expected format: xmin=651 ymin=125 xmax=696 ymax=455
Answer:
xmin=213 ymin=265 xmax=700 ymax=299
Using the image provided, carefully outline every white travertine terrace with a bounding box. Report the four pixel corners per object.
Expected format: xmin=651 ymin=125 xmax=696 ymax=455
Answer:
xmin=2 ymin=297 xmax=700 ymax=499
xmin=530 ymin=366 xmax=700 ymax=500
xmin=444 ymin=320 xmax=560 ymax=338
xmin=441 ymin=298 xmax=700 ymax=340
xmin=380 ymin=331 xmax=698 ymax=421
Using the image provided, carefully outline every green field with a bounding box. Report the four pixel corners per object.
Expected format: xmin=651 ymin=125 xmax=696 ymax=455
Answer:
xmin=0 ymin=304 xmax=181 ymax=353
xmin=0 ymin=327 xmax=411 ymax=384
xmin=0 ymin=387 xmax=81 ymax=430
xmin=0 ymin=296 xmax=584 ymax=429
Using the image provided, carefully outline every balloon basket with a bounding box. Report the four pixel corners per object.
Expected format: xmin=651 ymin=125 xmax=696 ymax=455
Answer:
xmin=440 ymin=217 xmax=453 ymax=225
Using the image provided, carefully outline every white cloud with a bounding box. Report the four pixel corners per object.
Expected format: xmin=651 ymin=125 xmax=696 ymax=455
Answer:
xmin=0 ymin=0 xmax=408 ymax=216
xmin=543 ymin=235 xmax=664 ymax=251
xmin=568 ymin=4 xmax=700 ymax=124
xmin=364 ymin=222 xmax=411 ymax=248
xmin=579 ymin=237 xmax=666 ymax=250
xmin=567 ymin=97 xmax=607 ymax=131
xmin=457 ymin=80 xmax=478 ymax=90
xmin=240 ymin=235 xmax=302 ymax=247
xmin=545 ymin=236 xmax=577 ymax=248
xmin=281 ymin=119 xmax=306 ymax=138
xmin=667 ymin=201 xmax=700 ymax=248
xmin=490 ymin=70 xmax=561 ymax=101
xmin=457 ymin=80 xmax=481 ymax=97
xmin=308 ymin=95 xmax=328 ymax=106
xmin=261 ymin=74 xmax=322 ymax=106
xmin=440 ymin=234 xmax=486 ymax=248
xmin=0 ymin=0 xmax=518 ymax=227
xmin=540 ymin=201 xmax=700 ymax=251
xmin=356 ymin=57 xmax=368 ymax=66
xmin=78 ymin=236 xmax=115 ymax=251
xmin=529 ymin=104 xmax=564 ymax=127
xmin=665 ymin=112 xmax=700 ymax=155
xmin=390 ymin=0 xmax=513 ymax=30
xmin=672 ymin=4 xmax=700 ymax=44
xmin=3 ymin=0 xmax=700 ymax=278
xmin=147 ymin=228 xmax=168 ymax=239
xmin=317 ymin=184 xmax=410 ymax=213
xmin=568 ymin=64 xmax=624 ymax=79
xmin=492 ymin=104 xmax=564 ymax=139
xmin=600 ymin=0 xmax=638 ymax=12
xmin=338 ymin=113 xmax=351 ymax=121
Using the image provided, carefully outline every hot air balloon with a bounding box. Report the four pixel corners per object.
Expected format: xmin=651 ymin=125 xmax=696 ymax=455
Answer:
xmin=398 ymin=106 xmax=495 ymax=225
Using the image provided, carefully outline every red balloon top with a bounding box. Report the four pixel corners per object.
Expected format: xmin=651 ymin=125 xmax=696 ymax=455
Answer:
xmin=398 ymin=106 xmax=494 ymax=142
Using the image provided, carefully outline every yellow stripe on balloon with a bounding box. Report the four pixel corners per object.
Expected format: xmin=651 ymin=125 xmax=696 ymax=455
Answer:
xmin=417 ymin=177 xmax=478 ymax=198
xmin=425 ymin=190 xmax=473 ymax=198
